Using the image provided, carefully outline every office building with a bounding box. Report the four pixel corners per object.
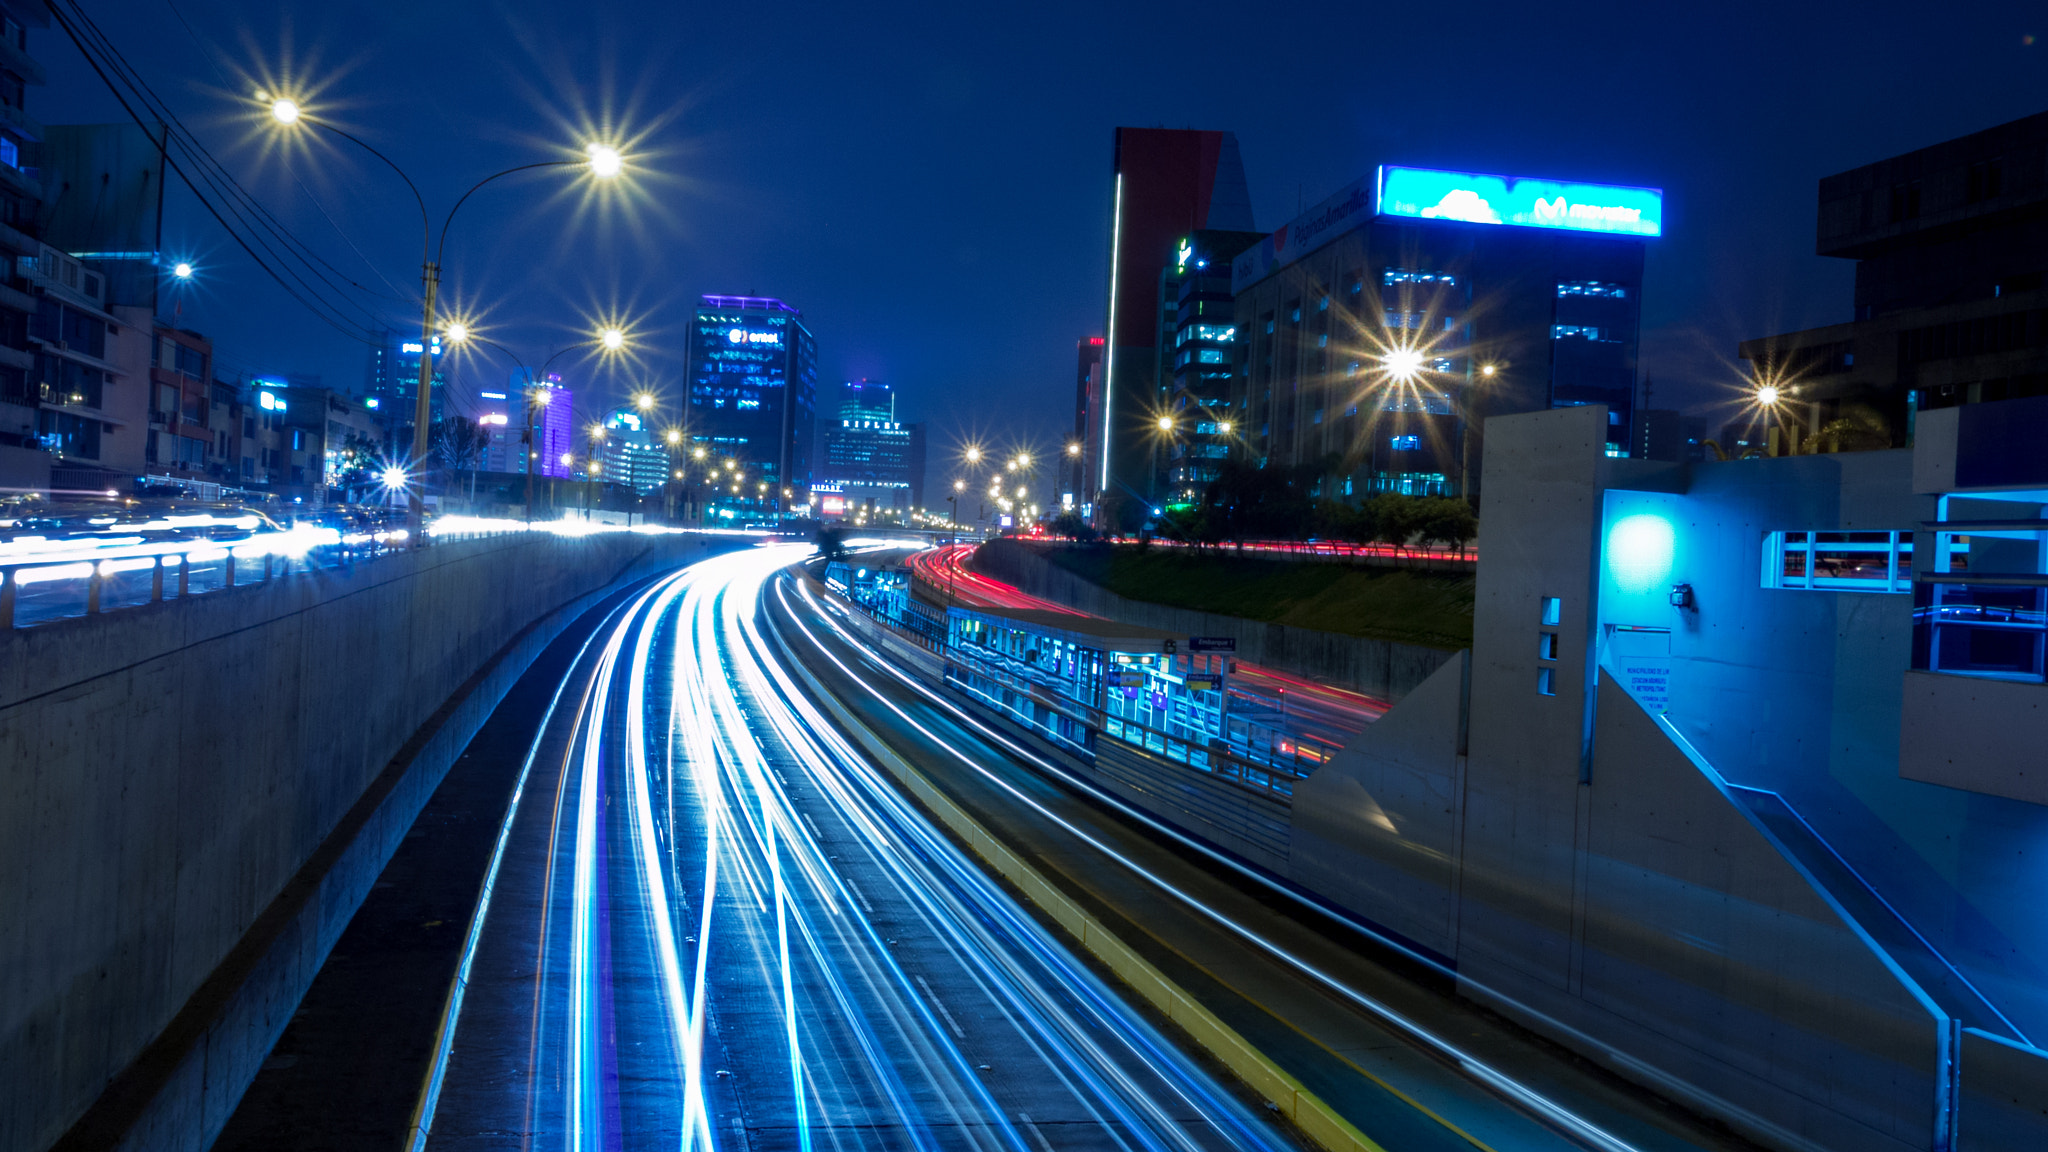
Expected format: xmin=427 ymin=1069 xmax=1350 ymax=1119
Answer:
xmin=1739 ymin=110 xmax=2048 ymax=445
xmin=1071 ymin=336 xmax=1103 ymax=507
xmin=819 ymin=379 xmax=924 ymax=515
xmin=477 ymin=378 xmax=517 ymax=473
xmin=685 ymin=295 xmax=816 ymax=517
xmin=365 ymin=327 xmax=447 ymax=454
xmin=1158 ymin=229 xmax=1263 ymax=502
xmin=533 ymin=374 xmax=572 ymax=479
xmin=1231 ymin=166 xmax=1657 ymax=500
xmin=601 ymin=407 xmax=668 ymax=495
xmin=1095 ymin=128 xmax=1254 ymax=515
xmin=0 ymin=0 xmax=47 ymax=491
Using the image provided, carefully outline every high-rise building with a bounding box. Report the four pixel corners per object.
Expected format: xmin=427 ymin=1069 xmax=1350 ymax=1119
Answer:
xmin=365 ymin=327 xmax=447 ymax=454
xmin=1072 ymin=337 xmax=1103 ymax=507
xmin=477 ymin=377 xmax=517 ymax=473
xmin=533 ymin=374 xmax=572 ymax=479
xmin=685 ymin=295 xmax=816 ymax=517
xmin=1158 ymin=230 xmax=1264 ymax=503
xmin=1095 ymin=128 xmax=1254 ymax=516
xmin=818 ymin=379 xmax=923 ymax=516
xmin=601 ymin=407 xmax=668 ymax=495
xmin=0 ymin=6 xmax=66 ymax=492
xmin=1231 ymin=166 xmax=1658 ymax=500
xmin=1739 ymin=110 xmax=2048 ymax=446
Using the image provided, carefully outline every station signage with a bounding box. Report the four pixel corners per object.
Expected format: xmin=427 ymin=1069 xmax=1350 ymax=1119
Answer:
xmin=1185 ymin=675 xmax=1222 ymax=692
xmin=1188 ymin=636 xmax=1237 ymax=653
xmin=1378 ymin=166 xmax=1663 ymax=238
xmin=1107 ymin=669 xmax=1146 ymax=688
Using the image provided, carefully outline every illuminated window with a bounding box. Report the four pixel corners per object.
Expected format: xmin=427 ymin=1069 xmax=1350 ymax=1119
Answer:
xmin=1552 ymin=324 xmax=1604 ymax=340
xmin=1383 ymin=269 xmax=1457 ymax=287
xmin=1539 ymin=633 xmax=1559 ymax=660
xmin=1537 ymin=668 xmax=1557 ymax=696
xmin=1557 ymin=281 xmax=1627 ymax=298
xmin=1764 ymin=530 xmax=1912 ymax=592
xmin=1390 ymin=434 xmax=1420 ymax=450
xmin=1541 ymin=597 xmax=1561 ymax=625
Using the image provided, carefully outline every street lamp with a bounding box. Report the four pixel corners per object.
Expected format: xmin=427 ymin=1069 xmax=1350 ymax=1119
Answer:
xmin=266 ymin=93 xmax=623 ymax=544
xmin=445 ymin=326 xmax=633 ymax=525
xmin=172 ymin=261 xmax=193 ymax=280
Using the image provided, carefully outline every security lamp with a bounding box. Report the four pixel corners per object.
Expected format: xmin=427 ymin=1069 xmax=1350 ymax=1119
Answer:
xmin=1670 ymin=583 xmax=1696 ymax=610
xmin=172 ymin=262 xmax=194 ymax=280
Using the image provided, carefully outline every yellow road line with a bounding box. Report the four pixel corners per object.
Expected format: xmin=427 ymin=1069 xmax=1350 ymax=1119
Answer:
xmin=778 ymin=596 xmax=1390 ymax=1152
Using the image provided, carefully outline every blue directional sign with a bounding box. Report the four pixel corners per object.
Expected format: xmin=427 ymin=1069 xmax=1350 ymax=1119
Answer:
xmin=1378 ymin=166 xmax=1663 ymax=238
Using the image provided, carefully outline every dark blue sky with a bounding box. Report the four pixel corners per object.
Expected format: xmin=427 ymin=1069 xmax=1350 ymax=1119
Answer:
xmin=42 ymin=0 xmax=2048 ymax=479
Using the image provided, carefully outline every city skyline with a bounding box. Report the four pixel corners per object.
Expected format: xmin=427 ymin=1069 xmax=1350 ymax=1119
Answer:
xmin=29 ymin=0 xmax=2047 ymax=483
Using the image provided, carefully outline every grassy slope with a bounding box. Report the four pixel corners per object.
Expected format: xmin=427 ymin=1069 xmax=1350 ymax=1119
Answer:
xmin=1042 ymin=547 xmax=1474 ymax=651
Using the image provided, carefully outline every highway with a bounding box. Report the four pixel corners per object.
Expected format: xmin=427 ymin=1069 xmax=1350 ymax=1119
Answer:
xmin=768 ymin=559 xmax=1760 ymax=1152
xmin=412 ymin=544 xmax=1298 ymax=1151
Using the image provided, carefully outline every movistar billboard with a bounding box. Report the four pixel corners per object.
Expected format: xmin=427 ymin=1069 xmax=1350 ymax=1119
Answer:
xmin=1377 ymin=166 xmax=1663 ymax=238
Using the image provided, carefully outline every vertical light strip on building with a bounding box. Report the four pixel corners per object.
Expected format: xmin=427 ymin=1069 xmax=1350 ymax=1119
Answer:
xmin=1101 ymin=172 xmax=1123 ymax=492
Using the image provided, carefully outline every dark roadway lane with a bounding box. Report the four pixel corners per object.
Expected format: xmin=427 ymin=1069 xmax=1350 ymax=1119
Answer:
xmin=405 ymin=545 xmax=1299 ymax=1152
xmin=766 ymin=570 xmax=1766 ymax=1152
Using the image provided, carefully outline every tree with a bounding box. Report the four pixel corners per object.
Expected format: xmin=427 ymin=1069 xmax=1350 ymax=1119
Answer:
xmin=1051 ymin=508 xmax=1098 ymax=542
xmin=1365 ymin=493 xmax=1423 ymax=557
xmin=436 ymin=416 xmax=490 ymax=507
xmin=1417 ymin=496 xmax=1478 ymax=558
xmin=1808 ymin=404 xmax=1892 ymax=454
xmin=330 ymin=432 xmax=381 ymax=504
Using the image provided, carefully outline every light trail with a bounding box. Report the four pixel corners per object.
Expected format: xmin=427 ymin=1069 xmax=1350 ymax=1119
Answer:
xmin=773 ymin=574 xmax=1642 ymax=1152
xmin=907 ymin=543 xmax=1386 ymax=737
xmin=419 ymin=545 xmax=1294 ymax=1152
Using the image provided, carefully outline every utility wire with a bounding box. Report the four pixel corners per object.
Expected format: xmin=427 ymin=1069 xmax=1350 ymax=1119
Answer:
xmin=54 ymin=1 xmax=391 ymax=332
xmin=159 ymin=0 xmax=419 ymax=308
xmin=46 ymin=0 xmax=387 ymax=345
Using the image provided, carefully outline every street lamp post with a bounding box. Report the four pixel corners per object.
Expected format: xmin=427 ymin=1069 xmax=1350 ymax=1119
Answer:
xmin=445 ymin=329 xmax=629 ymax=525
xmin=267 ymin=97 xmax=621 ymax=545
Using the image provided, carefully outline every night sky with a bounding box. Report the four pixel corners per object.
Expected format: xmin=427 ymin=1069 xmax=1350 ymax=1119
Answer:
xmin=40 ymin=0 xmax=2048 ymax=492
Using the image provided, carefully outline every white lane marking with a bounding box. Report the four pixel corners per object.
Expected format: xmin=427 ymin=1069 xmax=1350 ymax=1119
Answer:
xmin=914 ymin=974 xmax=969 ymax=1039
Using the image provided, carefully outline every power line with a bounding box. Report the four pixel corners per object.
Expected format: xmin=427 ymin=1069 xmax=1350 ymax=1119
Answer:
xmin=45 ymin=0 xmax=391 ymax=346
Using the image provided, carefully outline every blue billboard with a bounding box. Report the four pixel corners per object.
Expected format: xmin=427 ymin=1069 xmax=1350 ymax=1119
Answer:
xmin=1378 ymin=166 xmax=1662 ymax=238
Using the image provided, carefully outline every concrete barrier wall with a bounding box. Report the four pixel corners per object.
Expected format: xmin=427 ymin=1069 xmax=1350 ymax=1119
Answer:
xmin=972 ymin=539 xmax=1455 ymax=703
xmin=0 ymin=531 xmax=717 ymax=1152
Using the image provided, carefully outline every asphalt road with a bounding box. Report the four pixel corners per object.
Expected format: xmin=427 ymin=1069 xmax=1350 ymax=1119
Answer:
xmin=407 ymin=545 xmax=1299 ymax=1151
xmin=766 ymin=567 xmax=1765 ymax=1152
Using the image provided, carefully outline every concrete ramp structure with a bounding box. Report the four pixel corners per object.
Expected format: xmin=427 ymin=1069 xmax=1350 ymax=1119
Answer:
xmin=945 ymin=403 xmax=2047 ymax=1150
xmin=0 ymin=531 xmax=730 ymax=1152
xmin=1288 ymin=405 xmax=2048 ymax=1151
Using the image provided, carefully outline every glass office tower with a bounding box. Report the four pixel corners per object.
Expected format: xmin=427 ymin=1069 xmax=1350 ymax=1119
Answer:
xmin=685 ymin=295 xmax=817 ymax=517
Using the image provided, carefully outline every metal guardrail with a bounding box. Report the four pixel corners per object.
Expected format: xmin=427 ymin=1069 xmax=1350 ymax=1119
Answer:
xmin=0 ymin=520 xmax=542 ymax=630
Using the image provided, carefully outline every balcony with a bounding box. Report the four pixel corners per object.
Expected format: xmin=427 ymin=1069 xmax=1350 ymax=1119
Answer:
xmin=0 ymin=99 xmax=42 ymax=144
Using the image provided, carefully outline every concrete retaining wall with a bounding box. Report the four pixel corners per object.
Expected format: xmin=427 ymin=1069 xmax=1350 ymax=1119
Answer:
xmin=0 ymin=531 xmax=721 ymax=1152
xmin=972 ymin=539 xmax=1455 ymax=703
